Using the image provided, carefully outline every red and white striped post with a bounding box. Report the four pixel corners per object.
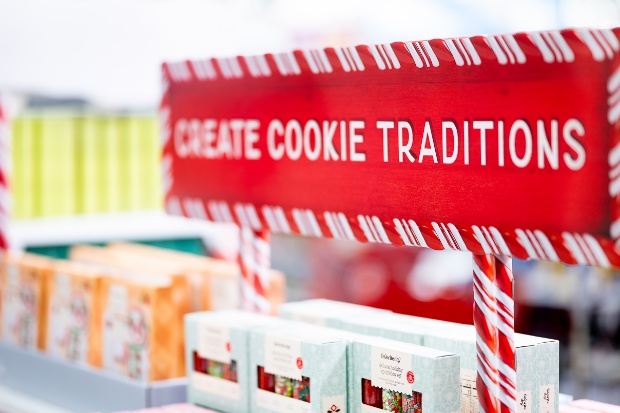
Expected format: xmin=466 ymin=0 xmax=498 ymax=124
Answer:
xmin=473 ymin=254 xmax=516 ymax=413
xmin=238 ymin=228 xmax=271 ymax=314
xmin=0 ymin=98 xmax=9 ymax=252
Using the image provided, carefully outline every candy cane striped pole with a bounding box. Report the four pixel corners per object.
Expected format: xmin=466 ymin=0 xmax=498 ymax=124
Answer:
xmin=473 ymin=254 xmax=500 ymax=413
xmin=0 ymin=99 xmax=9 ymax=251
xmin=473 ymin=253 xmax=516 ymax=413
xmin=238 ymin=228 xmax=271 ymax=314
xmin=494 ymin=255 xmax=516 ymax=413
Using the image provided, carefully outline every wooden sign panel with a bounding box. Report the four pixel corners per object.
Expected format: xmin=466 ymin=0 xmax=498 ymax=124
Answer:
xmin=162 ymin=28 xmax=620 ymax=267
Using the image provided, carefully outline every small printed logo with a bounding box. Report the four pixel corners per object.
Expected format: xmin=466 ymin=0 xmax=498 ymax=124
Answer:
xmin=520 ymin=394 xmax=527 ymax=410
xmin=327 ymin=404 xmax=340 ymax=413
xmin=226 ymin=342 xmax=231 ymax=352
xmin=296 ymin=357 xmax=303 ymax=369
xmin=543 ymin=388 xmax=550 ymax=403
xmin=407 ymin=371 xmax=415 ymax=384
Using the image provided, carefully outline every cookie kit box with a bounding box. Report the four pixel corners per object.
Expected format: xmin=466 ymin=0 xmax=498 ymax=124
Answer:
xmin=353 ymin=336 xmax=460 ymax=413
xmin=107 ymin=242 xmax=287 ymax=314
xmin=46 ymin=260 xmax=104 ymax=367
xmin=1 ymin=253 xmax=52 ymax=350
xmin=424 ymin=326 xmax=559 ymax=413
xmin=101 ymin=272 xmax=179 ymax=381
xmin=185 ymin=310 xmax=285 ymax=413
xmin=278 ymin=299 xmax=390 ymax=328
xmin=250 ymin=324 xmax=348 ymax=413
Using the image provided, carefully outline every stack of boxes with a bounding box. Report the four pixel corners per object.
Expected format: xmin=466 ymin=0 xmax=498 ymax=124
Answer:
xmin=0 ymin=243 xmax=287 ymax=382
xmin=186 ymin=299 xmax=559 ymax=413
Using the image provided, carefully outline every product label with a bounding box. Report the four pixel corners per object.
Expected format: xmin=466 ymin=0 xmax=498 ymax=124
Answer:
xmin=518 ymin=390 xmax=532 ymax=413
xmin=192 ymin=372 xmax=240 ymax=400
xmin=48 ymin=274 xmax=91 ymax=363
xmin=323 ymin=395 xmax=346 ymax=413
xmin=264 ymin=333 xmax=302 ymax=380
xmin=198 ymin=324 xmax=231 ymax=364
xmin=2 ymin=266 xmax=38 ymax=348
xmin=539 ymin=384 xmax=554 ymax=413
xmin=256 ymin=389 xmax=310 ymax=413
xmin=370 ymin=346 xmax=413 ymax=394
xmin=55 ymin=273 xmax=71 ymax=300
xmin=460 ymin=369 xmax=478 ymax=413
xmin=210 ymin=276 xmax=239 ymax=310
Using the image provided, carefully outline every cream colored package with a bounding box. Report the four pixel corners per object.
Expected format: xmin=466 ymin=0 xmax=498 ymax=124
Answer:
xmin=101 ymin=273 xmax=178 ymax=381
xmin=46 ymin=260 xmax=104 ymax=367
xmin=1 ymin=253 xmax=52 ymax=350
xmin=107 ymin=242 xmax=287 ymax=314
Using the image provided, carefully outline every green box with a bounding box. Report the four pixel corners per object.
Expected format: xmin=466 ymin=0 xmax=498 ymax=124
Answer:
xmin=185 ymin=310 xmax=281 ymax=413
xmin=353 ymin=336 xmax=460 ymax=413
xmin=250 ymin=324 xmax=348 ymax=413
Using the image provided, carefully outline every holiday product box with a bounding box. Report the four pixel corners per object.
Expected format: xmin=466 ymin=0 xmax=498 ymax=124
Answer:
xmin=423 ymin=326 xmax=559 ymax=413
xmin=185 ymin=310 xmax=285 ymax=413
xmin=70 ymin=244 xmax=190 ymax=376
xmin=107 ymin=242 xmax=287 ymax=314
xmin=1 ymin=253 xmax=52 ymax=350
xmin=101 ymin=273 xmax=179 ymax=381
xmin=352 ymin=336 xmax=460 ymax=413
xmin=250 ymin=324 xmax=348 ymax=413
xmin=46 ymin=260 xmax=104 ymax=367
xmin=278 ymin=299 xmax=390 ymax=328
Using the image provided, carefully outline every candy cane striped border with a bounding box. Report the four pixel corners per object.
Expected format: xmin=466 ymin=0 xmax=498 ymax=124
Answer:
xmin=164 ymin=196 xmax=620 ymax=269
xmin=0 ymin=99 xmax=9 ymax=251
xmin=163 ymin=28 xmax=619 ymax=83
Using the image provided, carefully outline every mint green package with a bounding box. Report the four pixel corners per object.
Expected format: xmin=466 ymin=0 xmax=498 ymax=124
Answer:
xmin=250 ymin=325 xmax=348 ymax=413
xmin=353 ymin=336 xmax=460 ymax=413
xmin=278 ymin=299 xmax=390 ymax=328
xmin=185 ymin=310 xmax=286 ymax=413
xmin=424 ymin=327 xmax=559 ymax=413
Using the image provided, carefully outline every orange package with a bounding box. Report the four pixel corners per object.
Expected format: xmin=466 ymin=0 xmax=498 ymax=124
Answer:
xmin=69 ymin=245 xmax=187 ymax=378
xmin=107 ymin=242 xmax=286 ymax=313
xmin=46 ymin=260 xmax=104 ymax=367
xmin=101 ymin=273 xmax=178 ymax=381
xmin=1 ymin=253 xmax=52 ymax=351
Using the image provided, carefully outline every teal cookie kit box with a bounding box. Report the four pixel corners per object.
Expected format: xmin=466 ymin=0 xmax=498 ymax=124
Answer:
xmin=423 ymin=327 xmax=559 ymax=413
xmin=249 ymin=325 xmax=348 ymax=413
xmin=278 ymin=299 xmax=390 ymax=328
xmin=185 ymin=310 xmax=285 ymax=413
xmin=353 ymin=336 xmax=460 ymax=413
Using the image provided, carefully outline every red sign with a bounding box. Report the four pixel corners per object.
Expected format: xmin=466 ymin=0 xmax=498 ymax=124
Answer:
xmin=162 ymin=28 xmax=620 ymax=266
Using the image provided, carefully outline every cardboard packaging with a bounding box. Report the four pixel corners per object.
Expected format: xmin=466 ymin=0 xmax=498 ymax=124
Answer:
xmin=185 ymin=310 xmax=284 ymax=413
xmin=278 ymin=299 xmax=390 ymax=328
xmin=424 ymin=327 xmax=559 ymax=413
xmin=353 ymin=336 xmax=460 ymax=413
xmin=101 ymin=273 xmax=178 ymax=381
xmin=107 ymin=242 xmax=286 ymax=314
xmin=249 ymin=324 xmax=348 ymax=413
xmin=1 ymin=253 xmax=52 ymax=350
xmin=69 ymin=244 xmax=189 ymax=377
xmin=46 ymin=260 xmax=104 ymax=367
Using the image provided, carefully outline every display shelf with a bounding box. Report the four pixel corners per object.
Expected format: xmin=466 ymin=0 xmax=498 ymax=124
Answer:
xmin=0 ymin=342 xmax=187 ymax=413
xmin=8 ymin=210 xmax=238 ymax=254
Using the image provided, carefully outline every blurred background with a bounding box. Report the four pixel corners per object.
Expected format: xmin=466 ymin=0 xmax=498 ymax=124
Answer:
xmin=1 ymin=0 xmax=620 ymax=409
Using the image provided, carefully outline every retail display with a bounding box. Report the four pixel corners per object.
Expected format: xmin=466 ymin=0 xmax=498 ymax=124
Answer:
xmin=249 ymin=325 xmax=347 ymax=413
